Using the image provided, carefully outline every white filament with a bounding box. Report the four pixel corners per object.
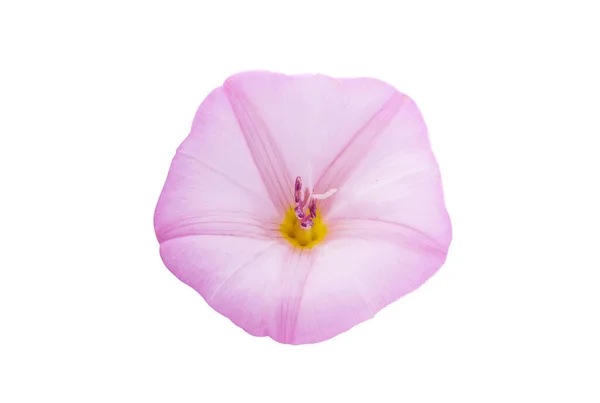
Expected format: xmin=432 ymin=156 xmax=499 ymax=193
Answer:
xmin=310 ymin=188 xmax=338 ymax=200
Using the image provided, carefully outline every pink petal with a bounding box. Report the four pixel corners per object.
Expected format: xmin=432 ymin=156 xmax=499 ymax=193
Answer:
xmin=154 ymin=87 xmax=280 ymax=243
xmin=294 ymin=236 xmax=447 ymax=344
xmin=160 ymin=232 xmax=447 ymax=345
xmin=326 ymin=95 xmax=452 ymax=249
xmin=224 ymin=71 xmax=399 ymax=194
xmin=160 ymin=235 xmax=313 ymax=343
xmin=314 ymin=90 xmax=406 ymax=213
xmin=223 ymin=80 xmax=293 ymax=212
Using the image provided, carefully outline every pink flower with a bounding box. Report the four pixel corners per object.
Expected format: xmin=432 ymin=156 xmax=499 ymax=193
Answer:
xmin=154 ymin=71 xmax=452 ymax=344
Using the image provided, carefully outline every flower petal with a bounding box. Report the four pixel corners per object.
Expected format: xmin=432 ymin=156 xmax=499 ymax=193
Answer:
xmin=315 ymin=90 xmax=406 ymax=213
xmin=160 ymin=235 xmax=314 ymax=343
xmin=223 ymin=80 xmax=293 ymax=212
xmin=223 ymin=71 xmax=399 ymax=195
xmin=293 ymin=236 xmax=447 ymax=344
xmin=325 ymin=95 xmax=452 ymax=254
xmin=154 ymin=88 xmax=281 ymax=243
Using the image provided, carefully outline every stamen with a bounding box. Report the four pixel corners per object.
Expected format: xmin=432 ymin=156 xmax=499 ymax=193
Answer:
xmin=292 ymin=176 xmax=336 ymax=231
xmin=300 ymin=218 xmax=314 ymax=229
xmin=308 ymin=198 xmax=316 ymax=219
xmin=302 ymin=188 xmax=310 ymax=205
xmin=294 ymin=176 xmax=302 ymax=203
xmin=294 ymin=204 xmax=305 ymax=219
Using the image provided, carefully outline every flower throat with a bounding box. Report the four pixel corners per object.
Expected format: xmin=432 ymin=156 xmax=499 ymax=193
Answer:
xmin=280 ymin=176 xmax=336 ymax=249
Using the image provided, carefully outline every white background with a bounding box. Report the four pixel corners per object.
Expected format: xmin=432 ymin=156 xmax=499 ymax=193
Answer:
xmin=1 ymin=1 xmax=599 ymax=402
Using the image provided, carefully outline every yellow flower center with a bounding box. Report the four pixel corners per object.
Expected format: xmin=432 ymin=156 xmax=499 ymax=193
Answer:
xmin=280 ymin=208 xmax=327 ymax=249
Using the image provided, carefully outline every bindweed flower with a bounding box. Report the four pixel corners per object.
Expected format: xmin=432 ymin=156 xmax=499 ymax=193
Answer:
xmin=154 ymin=71 xmax=452 ymax=344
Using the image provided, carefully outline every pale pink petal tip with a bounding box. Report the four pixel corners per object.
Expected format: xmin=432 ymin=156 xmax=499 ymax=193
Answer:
xmin=154 ymin=70 xmax=452 ymax=345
